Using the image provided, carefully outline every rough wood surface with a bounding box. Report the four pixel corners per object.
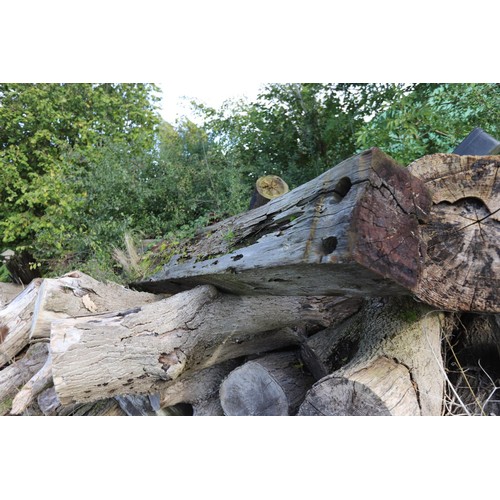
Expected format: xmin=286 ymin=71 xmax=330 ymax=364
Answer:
xmin=299 ymin=296 xmax=445 ymax=416
xmin=0 ymin=342 xmax=48 ymax=415
xmin=0 ymin=279 xmax=41 ymax=367
xmin=132 ymin=148 xmax=431 ymax=297
xmin=30 ymin=271 xmax=161 ymax=339
xmin=159 ymin=359 xmax=240 ymax=416
xmin=10 ymin=352 xmax=53 ymax=415
xmin=0 ymin=282 xmax=23 ymax=308
xmin=408 ymin=154 xmax=499 ymax=312
xmin=219 ymin=350 xmax=314 ymax=416
xmin=50 ymin=285 xmax=322 ymax=405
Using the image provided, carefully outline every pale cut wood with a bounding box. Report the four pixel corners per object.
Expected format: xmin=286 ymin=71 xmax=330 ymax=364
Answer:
xmin=0 ymin=279 xmax=42 ymax=367
xmin=133 ymin=148 xmax=432 ymax=298
xmin=219 ymin=350 xmax=314 ymax=416
xmin=408 ymin=154 xmax=499 ymax=312
xmin=51 ymin=285 xmax=322 ymax=405
xmin=299 ymin=296 xmax=445 ymax=416
xmin=30 ymin=271 xmax=161 ymax=339
xmin=0 ymin=282 xmax=23 ymax=307
xmin=10 ymin=352 xmax=53 ymax=415
xmin=0 ymin=342 xmax=48 ymax=415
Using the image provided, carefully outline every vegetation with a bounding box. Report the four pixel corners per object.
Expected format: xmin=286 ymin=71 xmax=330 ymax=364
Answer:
xmin=1 ymin=83 xmax=498 ymax=282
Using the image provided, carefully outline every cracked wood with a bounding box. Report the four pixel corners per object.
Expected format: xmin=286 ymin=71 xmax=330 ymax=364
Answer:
xmin=132 ymin=148 xmax=432 ymax=297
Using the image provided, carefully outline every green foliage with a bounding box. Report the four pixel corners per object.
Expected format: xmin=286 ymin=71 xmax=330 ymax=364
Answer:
xmin=355 ymin=83 xmax=500 ymax=165
xmin=0 ymin=83 xmax=160 ymax=268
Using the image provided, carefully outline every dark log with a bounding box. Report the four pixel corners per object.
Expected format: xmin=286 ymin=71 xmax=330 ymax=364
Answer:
xmin=132 ymin=148 xmax=432 ymax=298
xmin=219 ymin=350 xmax=314 ymax=416
xmin=408 ymin=154 xmax=499 ymax=312
xmin=299 ymin=296 xmax=445 ymax=416
xmin=159 ymin=359 xmax=241 ymax=416
xmin=50 ymin=285 xmax=327 ymax=405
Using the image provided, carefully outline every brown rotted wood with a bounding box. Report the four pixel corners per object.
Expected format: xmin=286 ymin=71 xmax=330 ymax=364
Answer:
xmin=132 ymin=148 xmax=432 ymax=298
xmin=408 ymin=154 xmax=499 ymax=312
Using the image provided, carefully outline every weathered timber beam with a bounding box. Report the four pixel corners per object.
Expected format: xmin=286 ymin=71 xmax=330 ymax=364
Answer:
xmin=132 ymin=148 xmax=432 ymax=298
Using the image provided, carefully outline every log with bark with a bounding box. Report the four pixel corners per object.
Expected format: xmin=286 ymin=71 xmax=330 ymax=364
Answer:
xmin=299 ymin=296 xmax=446 ymax=416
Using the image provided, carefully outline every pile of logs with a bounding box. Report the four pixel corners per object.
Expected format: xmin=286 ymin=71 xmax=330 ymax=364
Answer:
xmin=1 ymin=148 xmax=499 ymax=416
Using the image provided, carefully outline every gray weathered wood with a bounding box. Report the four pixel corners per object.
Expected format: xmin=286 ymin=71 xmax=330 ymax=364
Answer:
xmin=408 ymin=154 xmax=499 ymax=312
xmin=132 ymin=148 xmax=432 ymax=298
xmin=159 ymin=359 xmax=240 ymax=416
xmin=0 ymin=342 xmax=48 ymax=415
xmin=0 ymin=279 xmax=42 ymax=367
xmin=0 ymin=282 xmax=23 ymax=308
xmin=30 ymin=271 xmax=161 ymax=339
xmin=50 ymin=285 xmax=326 ymax=405
xmin=299 ymin=296 xmax=445 ymax=416
xmin=219 ymin=350 xmax=314 ymax=416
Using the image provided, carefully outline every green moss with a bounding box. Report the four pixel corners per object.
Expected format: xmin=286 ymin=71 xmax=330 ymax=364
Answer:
xmin=0 ymin=397 xmax=13 ymax=415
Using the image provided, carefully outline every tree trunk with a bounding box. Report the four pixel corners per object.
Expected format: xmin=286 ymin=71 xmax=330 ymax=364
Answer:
xmin=219 ymin=350 xmax=315 ymax=415
xmin=132 ymin=148 xmax=432 ymax=298
xmin=30 ymin=271 xmax=161 ymax=339
xmin=299 ymin=296 xmax=445 ymax=416
xmin=50 ymin=284 xmax=329 ymax=405
xmin=0 ymin=279 xmax=42 ymax=367
xmin=408 ymin=154 xmax=499 ymax=312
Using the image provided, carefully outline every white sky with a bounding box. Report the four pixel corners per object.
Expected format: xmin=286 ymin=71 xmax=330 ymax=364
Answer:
xmin=157 ymin=81 xmax=264 ymax=124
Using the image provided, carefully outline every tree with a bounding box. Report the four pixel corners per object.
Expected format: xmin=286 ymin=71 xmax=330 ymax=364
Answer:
xmin=0 ymin=83 xmax=161 ymax=266
xmin=355 ymin=83 xmax=500 ymax=165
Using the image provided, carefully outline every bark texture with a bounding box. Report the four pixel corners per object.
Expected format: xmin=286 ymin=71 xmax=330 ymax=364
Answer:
xmin=299 ymin=296 xmax=445 ymax=416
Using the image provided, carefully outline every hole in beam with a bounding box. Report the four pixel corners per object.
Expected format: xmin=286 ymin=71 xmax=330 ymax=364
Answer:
xmin=322 ymin=236 xmax=338 ymax=254
xmin=333 ymin=177 xmax=352 ymax=201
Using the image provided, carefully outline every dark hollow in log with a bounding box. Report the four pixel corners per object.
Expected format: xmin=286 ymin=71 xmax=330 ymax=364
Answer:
xmin=132 ymin=148 xmax=432 ymax=299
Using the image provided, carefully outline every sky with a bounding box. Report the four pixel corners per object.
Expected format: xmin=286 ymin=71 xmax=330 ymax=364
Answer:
xmin=158 ymin=81 xmax=264 ymax=124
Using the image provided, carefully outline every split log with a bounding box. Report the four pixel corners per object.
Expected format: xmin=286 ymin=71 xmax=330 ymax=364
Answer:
xmin=299 ymin=296 xmax=445 ymax=416
xmin=50 ymin=284 xmax=327 ymax=405
xmin=132 ymin=148 xmax=432 ymax=298
xmin=0 ymin=282 xmax=23 ymax=307
xmin=0 ymin=279 xmax=42 ymax=367
xmin=159 ymin=359 xmax=241 ymax=416
xmin=408 ymin=154 xmax=499 ymax=312
xmin=30 ymin=271 xmax=161 ymax=339
xmin=0 ymin=342 xmax=48 ymax=415
xmin=219 ymin=350 xmax=314 ymax=416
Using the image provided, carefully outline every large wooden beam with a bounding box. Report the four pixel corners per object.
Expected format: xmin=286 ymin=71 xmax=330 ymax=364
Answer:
xmin=132 ymin=148 xmax=432 ymax=298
